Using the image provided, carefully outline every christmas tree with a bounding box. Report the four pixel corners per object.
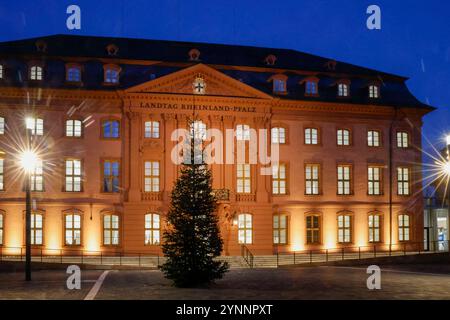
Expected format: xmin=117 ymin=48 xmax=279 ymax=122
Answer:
xmin=160 ymin=121 xmax=229 ymax=287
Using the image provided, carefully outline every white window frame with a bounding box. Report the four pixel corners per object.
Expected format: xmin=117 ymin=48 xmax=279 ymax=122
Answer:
xmin=144 ymin=121 xmax=160 ymax=138
xmin=28 ymin=118 xmax=44 ymax=136
xmin=30 ymin=159 xmax=44 ymax=192
xmin=398 ymin=214 xmax=410 ymax=241
xmin=337 ymin=165 xmax=351 ymax=195
xmin=397 ymin=131 xmax=409 ymax=148
xmin=144 ymin=161 xmax=160 ymax=192
xmin=66 ymin=120 xmax=82 ymax=137
xmin=338 ymin=214 xmax=352 ymax=243
xmin=64 ymin=212 xmax=82 ymax=246
xmin=30 ymin=65 xmax=43 ymax=81
xmin=273 ymin=214 xmax=287 ymax=244
xmin=238 ymin=213 xmax=252 ymax=244
xmin=368 ymin=214 xmax=381 ymax=243
xmin=338 ymin=83 xmax=349 ymax=97
xmin=337 ymin=129 xmax=350 ymax=146
xmin=368 ymin=130 xmax=380 ymax=147
xmin=271 ymin=127 xmax=286 ymax=144
xmin=145 ymin=213 xmax=160 ymax=245
xmin=397 ymin=167 xmax=410 ymax=195
xmin=31 ymin=213 xmax=43 ymax=245
xmin=236 ymin=164 xmax=251 ymax=193
xmin=0 ymin=158 xmax=3 ymax=191
xmin=272 ymin=163 xmax=287 ymax=195
xmin=0 ymin=117 xmax=5 ymax=134
xmin=236 ymin=124 xmax=250 ymax=141
xmin=305 ymin=164 xmax=320 ymax=195
xmin=65 ymin=159 xmax=82 ymax=192
xmin=368 ymin=166 xmax=382 ymax=195
xmin=103 ymin=214 xmax=120 ymax=246
xmin=304 ymin=128 xmax=318 ymax=145
xmin=369 ymin=85 xmax=379 ymax=98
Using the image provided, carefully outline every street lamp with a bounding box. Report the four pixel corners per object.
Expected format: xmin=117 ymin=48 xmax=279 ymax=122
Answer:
xmin=21 ymin=118 xmax=37 ymax=281
xmin=446 ymin=135 xmax=450 ymax=211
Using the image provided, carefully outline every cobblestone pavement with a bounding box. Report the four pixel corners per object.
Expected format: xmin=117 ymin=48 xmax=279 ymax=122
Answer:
xmin=95 ymin=266 xmax=450 ymax=300
xmin=0 ymin=265 xmax=449 ymax=300
xmin=0 ymin=269 xmax=103 ymax=300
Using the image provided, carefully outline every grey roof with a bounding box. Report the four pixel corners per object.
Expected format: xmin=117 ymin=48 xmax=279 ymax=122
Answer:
xmin=0 ymin=34 xmax=434 ymax=111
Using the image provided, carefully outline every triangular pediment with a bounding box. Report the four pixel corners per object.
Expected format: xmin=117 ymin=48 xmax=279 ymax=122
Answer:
xmin=125 ymin=63 xmax=272 ymax=99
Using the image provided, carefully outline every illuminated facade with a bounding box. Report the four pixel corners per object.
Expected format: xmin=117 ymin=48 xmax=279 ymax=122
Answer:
xmin=0 ymin=35 xmax=433 ymax=255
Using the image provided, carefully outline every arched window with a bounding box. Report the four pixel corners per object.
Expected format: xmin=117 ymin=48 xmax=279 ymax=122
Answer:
xmin=238 ymin=213 xmax=252 ymax=244
xmin=304 ymin=128 xmax=318 ymax=145
xmin=66 ymin=65 xmax=82 ymax=82
xmin=306 ymin=214 xmax=321 ymax=244
xmin=104 ymin=65 xmax=121 ymax=84
xmin=31 ymin=213 xmax=43 ymax=245
xmin=30 ymin=65 xmax=43 ymax=80
xmin=270 ymin=74 xmax=288 ymax=94
xmin=398 ymin=214 xmax=410 ymax=241
xmin=368 ymin=213 xmax=382 ymax=243
xmin=337 ymin=212 xmax=352 ymax=244
xmin=369 ymin=85 xmax=380 ymax=98
xmin=144 ymin=213 xmax=160 ymax=245
xmin=103 ymin=214 xmax=120 ymax=245
xmin=271 ymin=127 xmax=286 ymax=144
xmin=337 ymin=129 xmax=351 ymax=146
xmin=64 ymin=212 xmax=82 ymax=246
xmin=338 ymin=83 xmax=349 ymax=97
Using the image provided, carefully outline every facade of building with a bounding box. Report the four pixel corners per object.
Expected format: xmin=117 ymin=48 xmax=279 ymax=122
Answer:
xmin=0 ymin=35 xmax=433 ymax=256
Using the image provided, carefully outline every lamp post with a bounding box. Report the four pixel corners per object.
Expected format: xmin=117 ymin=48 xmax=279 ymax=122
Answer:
xmin=20 ymin=118 xmax=37 ymax=281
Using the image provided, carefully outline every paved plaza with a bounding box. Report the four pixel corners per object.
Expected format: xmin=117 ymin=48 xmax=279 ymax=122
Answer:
xmin=0 ymin=264 xmax=449 ymax=300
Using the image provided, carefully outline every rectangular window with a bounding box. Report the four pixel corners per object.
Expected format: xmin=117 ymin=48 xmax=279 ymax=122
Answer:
xmin=144 ymin=121 xmax=160 ymax=138
xmin=0 ymin=117 xmax=4 ymax=134
xmin=271 ymin=127 xmax=286 ymax=144
xmin=27 ymin=118 xmax=43 ymax=136
xmin=0 ymin=214 xmax=3 ymax=245
xmin=397 ymin=131 xmax=409 ymax=148
xmin=102 ymin=120 xmax=120 ymax=139
xmin=368 ymin=166 xmax=382 ymax=195
xmin=67 ymin=67 xmax=81 ymax=82
xmin=369 ymin=214 xmax=381 ymax=243
xmin=31 ymin=213 xmax=43 ymax=245
xmin=369 ymin=85 xmax=379 ymax=98
xmin=30 ymin=66 xmax=43 ymax=81
xmin=103 ymin=214 xmax=119 ymax=245
xmin=102 ymin=160 xmax=120 ymax=193
xmin=305 ymin=164 xmax=320 ymax=195
xmin=236 ymin=164 xmax=251 ymax=193
xmin=65 ymin=159 xmax=82 ymax=192
xmin=273 ymin=215 xmax=287 ymax=244
xmin=65 ymin=213 xmax=81 ymax=246
xmin=272 ymin=163 xmax=287 ymax=195
xmin=238 ymin=213 xmax=252 ymax=244
xmin=31 ymin=159 xmax=44 ymax=192
xmin=337 ymin=165 xmax=352 ymax=195
xmin=397 ymin=167 xmax=410 ymax=195
xmin=0 ymin=158 xmax=3 ymax=191
xmin=105 ymin=68 xmax=119 ymax=83
xmin=368 ymin=130 xmax=380 ymax=147
xmin=338 ymin=214 xmax=352 ymax=243
xmin=236 ymin=124 xmax=250 ymax=141
xmin=306 ymin=215 xmax=321 ymax=244
xmin=144 ymin=161 xmax=160 ymax=192
xmin=337 ymin=129 xmax=350 ymax=146
xmin=66 ymin=120 xmax=82 ymax=137
xmin=398 ymin=214 xmax=410 ymax=241
xmin=304 ymin=128 xmax=318 ymax=145
xmin=145 ymin=213 xmax=160 ymax=245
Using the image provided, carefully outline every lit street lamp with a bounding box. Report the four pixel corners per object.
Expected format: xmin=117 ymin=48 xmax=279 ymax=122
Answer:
xmin=21 ymin=118 xmax=38 ymax=281
xmin=446 ymin=135 xmax=450 ymax=212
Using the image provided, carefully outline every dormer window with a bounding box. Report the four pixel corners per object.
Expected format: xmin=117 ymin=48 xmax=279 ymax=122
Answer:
xmin=30 ymin=65 xmax=43 ymax=81
xmin=337 ymin=80 xmax=350 ymax=97
xmin=0 ymin=65 xmax=3 ymax=79
xmin=104 ymin=64 xmax=121 ymax=84
xmin=269 ymin=74 xmax=287 ymax=94
xmin=66 ymin=64 xmax=82 ymax=83
xmin=369 ymin=84 xmax=380 ymax=98
xmin=301 ymin=77 xmax=319 ymax=96
xmin=35 ymin=40 xmax=47 ymax=53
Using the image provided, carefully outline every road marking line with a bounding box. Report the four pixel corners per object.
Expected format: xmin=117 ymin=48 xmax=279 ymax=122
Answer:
xmin=321 ymin=266 xmax=450 ymax=277
xmin=84 ymin=271 xmax=110 ymax=300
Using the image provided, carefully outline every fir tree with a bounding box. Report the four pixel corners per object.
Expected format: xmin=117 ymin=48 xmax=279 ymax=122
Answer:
xmin=160 ymin=121 xmax=229 ymax=287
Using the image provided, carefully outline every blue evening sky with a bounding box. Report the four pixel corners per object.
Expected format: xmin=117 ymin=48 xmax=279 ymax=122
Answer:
xmin=0 ymin=0 xmax=449 ymax=151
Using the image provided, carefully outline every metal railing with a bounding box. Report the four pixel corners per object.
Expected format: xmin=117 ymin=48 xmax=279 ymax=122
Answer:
xmin=0 ymin=246 xmax=162 ymax=268
xmin=241 ymin=244 xmax=254 ymax=268
xmin=276 ymin=240 xmax=450 ymax=267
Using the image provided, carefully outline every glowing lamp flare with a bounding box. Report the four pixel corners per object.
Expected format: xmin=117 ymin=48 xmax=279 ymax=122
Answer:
xmin=444 ymin=161 xmax=450 ymax=176
xmin=20 ymin=150 xmax=39 ymax=173
xmin=447 ymin=135 xmax=450 ymax=146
